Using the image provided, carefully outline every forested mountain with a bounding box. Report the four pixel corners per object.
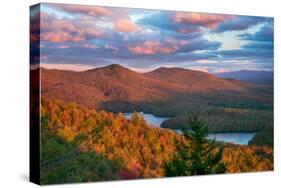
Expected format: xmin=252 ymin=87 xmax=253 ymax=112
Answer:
xmin=36 ymin=64 xmax=272 ymax=117
xmin=145 ymin=67 xmax=248 ymax=91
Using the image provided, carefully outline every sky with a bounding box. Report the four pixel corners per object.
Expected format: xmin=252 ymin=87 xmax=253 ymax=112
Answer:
xmin=30 ymin=3 xmax=273 ymax=73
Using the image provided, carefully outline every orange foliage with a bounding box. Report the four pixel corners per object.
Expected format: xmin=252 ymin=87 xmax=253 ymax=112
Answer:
xmin=40 ymin=98 xmax=273 ymax=178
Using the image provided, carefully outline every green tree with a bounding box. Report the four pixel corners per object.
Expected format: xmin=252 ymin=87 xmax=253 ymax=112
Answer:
xmin=165 ymin=114 xmax=226 ymax=176
xmin=40 ymin=115 xmax=121 ymax=184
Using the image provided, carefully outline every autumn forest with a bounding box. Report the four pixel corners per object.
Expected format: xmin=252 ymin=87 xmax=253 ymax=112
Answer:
xmin=39 ymin=98 xmax=273 ymax=184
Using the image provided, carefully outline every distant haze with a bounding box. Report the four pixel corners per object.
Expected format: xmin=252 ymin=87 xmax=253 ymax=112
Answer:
xmin=214 ymin=70 xmax=273 ymax=85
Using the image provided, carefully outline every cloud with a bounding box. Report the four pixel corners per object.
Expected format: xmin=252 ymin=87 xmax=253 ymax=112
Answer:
xmin=105 ymin=44 xmax=118 ymax=51
xmin=41 ymin=31 xmax=81 ymax=43
xmin=178 ymin=28 xmax=201 ymax=34
xmin=47 ymin=43 xmax=98 ymax=50
xmin=81 ymin=43 xmax=98 ymax=50
xmin=40 ymin=13 xmax=103 ymax=43
xmin=229 ymin=23 xmax=274 ymax=60
xmin=177 ymin=39 xmax=221 ymax=53
xmin=179 ymin=40 xmax=188 ymax=46
xmin=173 ymin=12 xmax=233 ymax=29
xmin=138 ymin=12 xmax=202 ymax=35
xmin=41 ymin=14 xmax=76 ymax=32
xmin=239 ymin=24 xmax=273 ymax=42
xmin=214 ymin=16 xmax=271 ymax=33
xmin=38 ymin=4 xmax=273 ymax=72
xmin=114 ymin=19 xmax=138 ymax=32
xmin=41 ymin=29 xmax=103 ymax=43
xmin=242 ymin=42 xmax=273 ymax=50
xmin=219 ymin=48 xmax=273 ymax=59
xmin=128 ymin=41 xmax=178 ymax=55
xmin=47 ymin=3 xmax=112 ymax=17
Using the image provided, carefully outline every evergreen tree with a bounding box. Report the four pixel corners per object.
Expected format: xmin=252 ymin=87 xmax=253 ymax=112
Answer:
xmin=165 ymin=114 xmax=226 ymax=176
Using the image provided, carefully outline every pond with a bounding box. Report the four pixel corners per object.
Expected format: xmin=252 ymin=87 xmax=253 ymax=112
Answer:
xmin=123 ymin=112 xmax=256 ymax=145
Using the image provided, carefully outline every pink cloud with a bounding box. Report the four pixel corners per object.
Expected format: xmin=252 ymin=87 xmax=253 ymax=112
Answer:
xmin=41 ymin=15 xmax=77 ymax=33
xmin=179 ymin=40 xmax=189 ymax=46
xmin=47 ymin=43 xmax=97 ymax=50
xmin=41 ymin=31 xmax=83 ymax=43
xmin=128 ymin=41 xmax=178 ymax=55
xmin=174 ymin=12 xmax=234 ymax=29
xmin=40 ymin=13 xmax=103 ymax=43
xmin=80 ymin=28 xmax=103 ymax=39
xmin=114 ymin=19 xmax=138 ymax=32
xmin=178 ymin=28 xmax=201 ymax=34
xmin=49 ymin=4 xmax=112 ymax=17
xmin=165 ymin=37 xmax=188 ymax=46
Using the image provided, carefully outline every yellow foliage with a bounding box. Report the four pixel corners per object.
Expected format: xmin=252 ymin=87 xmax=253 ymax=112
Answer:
xmin=57 ymin=126 xmax=75 ymax=142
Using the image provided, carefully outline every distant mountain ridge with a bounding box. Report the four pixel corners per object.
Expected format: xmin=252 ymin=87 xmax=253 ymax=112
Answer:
xmin=33 ymin=64 xmax=272 ymax=114
xmin=145 ymin=67 xmax=249 ymax=91
xmin=214 ymin=70 xmax=273 ymax=86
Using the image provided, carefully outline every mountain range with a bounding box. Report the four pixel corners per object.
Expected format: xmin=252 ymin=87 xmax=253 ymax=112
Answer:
xmin=34 ymin=64 xmax=273 ymax=115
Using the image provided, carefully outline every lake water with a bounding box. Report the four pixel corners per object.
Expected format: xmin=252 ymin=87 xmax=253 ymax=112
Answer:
xmin=123 ymin=112 xmax=256 ymax=145
xmin=207 ymin=133 xmax=255 ymax=145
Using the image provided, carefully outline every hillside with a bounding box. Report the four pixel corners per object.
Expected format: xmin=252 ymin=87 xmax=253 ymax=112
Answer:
xmin=161 ymin=107 xmax=273 ymax=134
xmin=40 ymin=98 xmax=273 ymax=183
xmin=37 ymin=64 xmax=272 ymax=116
xmin=40 ymin=64 xmax=176 ymax=109
xmin=145 ymin=67 xmax=248 ymax=92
